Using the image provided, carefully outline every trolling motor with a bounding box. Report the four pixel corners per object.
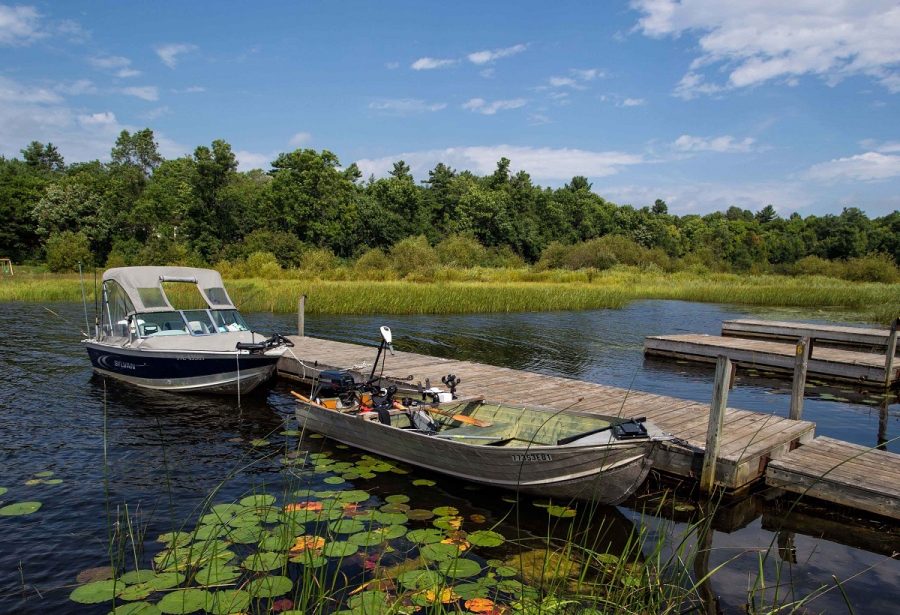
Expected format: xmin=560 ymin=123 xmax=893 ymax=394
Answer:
xmin=368 ymin=326 xmax=394 ymax=385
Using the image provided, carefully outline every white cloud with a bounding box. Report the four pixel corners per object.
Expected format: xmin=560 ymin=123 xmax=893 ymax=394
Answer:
xmin=155 ymin=43 xmax=197 ymax=68
xmin=385 ymin=61 xmax=399 ymax=70
xmin=571 ymin=68 xmax=602 ymax=81
xmin=619 ymin=97 xmax=645 ymax=107
xmin=121 ymin=86 xmax=159 ymax=101
xmin=673 ymin=134 xmax=756 ymax=153
xmin=467 ymin=43 xmax=527 ymax=65
xmin=479 ymin=68 xmax=495 ymax=79
xmin=410 ymin=57 xmax=456 ymax=70
xmin=602 ymin=180 xmax=815 ymax=214
xmin=0 ymin=75 xmax=61 ymax=103
xmin=78 ymin=111 xmax=117 ymax=126
xmin=804 ymin=152 xmax=900 ymax=182
xmin=632 ymin=1 xmax=900 ymax=96
xmin=462 ymin=98 xmax=526 ymax=115
xmin=235 ymin=150 xmax=273 ymax=171
xmin=0 ymin=4 xmax=44 ymax=45
xmin=177 ymin=85 xmax=205 ymax=93
xmin=140 ymin=106 xmax=170 ymax=120
xmin=288 ymin=131 xmax=312 ymax=147
xmin=528 ymin=113 xmax=552 ymax=125
xmin=90 ymin=55 xmax=141 ymax=78
xmin=55 ymin=79 xmax=97 ymax=96
xmin=369 ymin=98 xmax=447 ymax=114
xmin=355 ymin=145 xmax=644 ymax=181
xmin=544 ymin=68 xmax=603 ymax=91
xmin=549 ymin=76 xmax=579 ymax=88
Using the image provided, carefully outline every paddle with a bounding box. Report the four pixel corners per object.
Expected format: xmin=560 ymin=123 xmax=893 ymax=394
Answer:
xmin=392 ymin=399 xmax=492 ymax=428
xmin=290 ymin=390 xmax=330 ymax=409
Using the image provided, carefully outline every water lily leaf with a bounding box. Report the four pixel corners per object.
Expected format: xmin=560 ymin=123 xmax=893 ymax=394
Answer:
xmin=70 ymin=580 xmax=120 ymax=604
xmin=258 ymin=532 xmax=296 ymax=551
xmin=308 ymin=433 xmax=323 ymax=439
xmin=373 ymin=511 xmax=408 ymax=525
xmin=493 ymin=565 xmax=517 ymax=577
xmin=0 ymin=501 xmax=41 ymax=516
xmin=250 ymin=439 xmax=270 ymax=447
xmin=322 ymin=540 xmax=358 ymax=558
xmin=329 ymin=519 xmax=366 ymax=534
xmin=0 ymin=487 xmax=6 ymax=496
xmin=546 ymin=505 xmax=576 ymax=518
xmin=35 ymin=470 xmax=54 ymax=478
xmin=357 ymin=472 xmax=376 ymax=479
xmin=210 ymin=503 xmax=244 ymax=518
xmin=412 ymin=479 xmax=436 ymax=487
xmin=336 ymin=489 xmax=370 ymax=503
xmin=195 ymin=563 xmax=240 ymax=586
xmin=205 ymin=590 xmax=251 ymax=615
xmin=323 ymin=476 xmax=345 ymax=485
xmin=108 ymin=602 xmax=162 ymax=615
xmin=406 ymin=509 xmax=435 ymax=521
xmin=465 ymin=598 xmax=500 ymax=613
xmin=239 ymin=494 xmax=276 ymax=507
xmin=144 ymin=572 xmax=185 ymax=591
xmin=224 ymin=524 xmax=266 ymax=544
xmin=157 ymin=588 xmax=210 ymax=614
xmin=280 ymin=430 xmax=303 ymax=436
xmin=378 ymin=503 xmax=409 ymax=514
xmin=468 ymin=530 xmax=505 ymax=548
xmin=348 ymin=531 xmax=385 ymax=547
xmin=439 ymin=558 xmax=482 ymax=578
xmin=246 ymin=575 xmax=292 ymax=598
xmin=118 ymin=582 xmax=154 ymax=601
xmin=290 ymin=535 xmax=325 ymax=553
xmin=242 ymin=551 xmax=287 ymax=572
xmin=24 ymin=479 xmax=43 ymax=486
xmin=193 ymin=524 xmax=227 ymax=541
xmin=120 ymin=570 xmax=156 ymax=585
xmin=157 ymin=531 xmax=192 ymax=547
xmin=77 ymin=566 xmax=115 ymax=584
xmin=469 ymin=514 xmax=486 ymax=524
xmin=348 ymin=590 xmax=390 ymax=615
xmin=397 ymin=569 xmax=444 ymax=590
xmin=454 ymin=577 xmax=497 ymax=600
xmin=433 ymin=515 xmax=462 ymax=530
xmin=384 ymin=494 xmax=410 ymax=504
xmin=377 ymin=524 xmax=407 ymax=540
xmin=406 ymin=528 xmax=444 ymax=544
xmin=289 ymin=552 xmax=327 ymax=567
xmin=432 ymin=506 xmax=458 ymax=517
xmin=420 ymin=542 xmax=462 ymax=562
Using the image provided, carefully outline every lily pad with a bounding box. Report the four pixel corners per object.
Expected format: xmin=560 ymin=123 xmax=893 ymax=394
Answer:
xmin=432 ymin=506 xmax=458 ymax=516
xmin=205 ymin=590 xmax=251 ymax=615
xmin=195 ymin=563 xmax=240 ymax=586
xmin=120 ymin=570 xmax=156 ymax=585
xmin=224 ymin=524 xmax=266 ymax=544
xmin=397 ymin=569 xmax=444 ymax=590
xmin=246 ymin=575 xmax=293 ymax=598
xmin=157 ymin=531 xmax=192 ymax=547
xmin=157 ymin=588 xmax=210 ymax=614
xmin=420 ymin=542 xmax=462 ymax=562
xmin=373 ymin=511 xmax=408 ymax=525
xmin=433 ymin=515 xmax=463 ymax=530
xmin=241 ymin=551 xmax=287 ymax=572
xmin=439 ymin=558 xmax=482 ymax=578
xmin=546 ymin=505 xmax=577 ymax=518
xmin=329 ymin=519 xmax=366 ymax=534
xmin=250 ymin=438 xmax=270 ymax=447
xmin=289 ymin=553 xmax=327 ymax=567
xmin=239 ymin=494 xmax=276 ymax=507
xmin=412 ymin=479 xmax=436 ymax=487
xmin=35 ymin=470 xmax=55 ymax=478
xmin=144 ymin=572 xmax=185 ymax=591
xmin=468 ymin=530 xmax=505 ymax=548
xmin=0 ymin=487 xmax=6 ymax=496
xmin=76 ymin=566 xmax=115 ymax=584
xmin=454 ymin=578 xmax=497 ymax=600
xmin=109 ymin=603 xmax=162 ymax=615
xmin=406 ymin=509 xmax=435 ymax=521
xmin=348 ymin=590 xmax=390 ymax=615
xmin=323 ymin=476 xmax=346 ymax=485
xmin=118 ymin=582 xmax=154 ymax=601
xmin=384 ymin=494 xmax=410 ymax=504
xmin=336 ymin=489 xmax=370 ymax=503
xmin=322 ymin=540 xmax=358 ymax=558
xmin=349 ymin=531 xmax=385 ymax=547
xmin=0 ymin=501 xmax=42 ymax=516
xmin=70 ymin=580 xmax=120 ymax=604
xmin=406 ymin=528 xmax=444 ymax=544
xmin=280 ymin=430 xmax=303 ymax=436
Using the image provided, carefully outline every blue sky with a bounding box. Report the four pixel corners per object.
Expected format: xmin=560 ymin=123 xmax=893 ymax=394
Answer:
xmin=2 ymin=1 xmax=899 ymax=216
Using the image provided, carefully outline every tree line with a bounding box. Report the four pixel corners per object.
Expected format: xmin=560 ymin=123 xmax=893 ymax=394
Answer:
xmin=1 ymin=129 xmax=898 ymax=279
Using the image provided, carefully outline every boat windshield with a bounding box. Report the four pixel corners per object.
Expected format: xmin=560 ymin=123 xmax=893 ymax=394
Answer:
xmin=210 ymin=309 xmax=249 ymax=332
xmin=183 ymin=309 xmax=216 ymax=335
xmin=136 ymin=311 xmax=189 ymax=337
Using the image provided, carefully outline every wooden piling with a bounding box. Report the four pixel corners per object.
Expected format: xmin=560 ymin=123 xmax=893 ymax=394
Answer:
xmin=297 ymin=294 xmax=306 ymax=337
xmin=789 ymin=337 xmax=810 ymax=420
xmin=885 ymin=318 xmax=899 ymax=388
xmin=700 ymin=355 xmax=731 ymax=494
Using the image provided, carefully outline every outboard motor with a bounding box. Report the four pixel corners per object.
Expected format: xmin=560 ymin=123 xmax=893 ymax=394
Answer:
xmin=316 ymin=370 xmax=356 ymax=397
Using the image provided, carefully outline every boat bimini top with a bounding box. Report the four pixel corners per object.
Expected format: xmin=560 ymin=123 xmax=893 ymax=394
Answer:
xmin=103 ymin=266 xmax=236 ymax=313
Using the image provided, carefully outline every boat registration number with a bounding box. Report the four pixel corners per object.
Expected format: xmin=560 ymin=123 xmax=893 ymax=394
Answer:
xmin=511 ymin=453 xmax=553 ymax=462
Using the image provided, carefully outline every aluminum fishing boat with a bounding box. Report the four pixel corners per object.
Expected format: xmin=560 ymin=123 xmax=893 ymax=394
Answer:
xmin=83 ymin=266 xmax=292 ymax=394
xmin=292 ymin=329 xmax=667 ymax=504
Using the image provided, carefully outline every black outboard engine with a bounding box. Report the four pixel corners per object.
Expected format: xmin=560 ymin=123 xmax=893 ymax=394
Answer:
xmin=317 ymin=370 xmax=356 ymax=397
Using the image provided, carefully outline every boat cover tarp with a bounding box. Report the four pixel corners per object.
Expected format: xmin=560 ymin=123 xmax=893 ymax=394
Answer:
xmin=103 ymin=266 xmax=236 ymax=313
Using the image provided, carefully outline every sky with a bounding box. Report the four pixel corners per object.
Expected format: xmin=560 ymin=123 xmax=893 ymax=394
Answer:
xmin=1 ymin=1 xmax=899 ymax=217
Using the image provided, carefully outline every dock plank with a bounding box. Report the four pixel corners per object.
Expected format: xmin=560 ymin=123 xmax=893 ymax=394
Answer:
xmin=722 ymin=319 xmax=892 ymax=351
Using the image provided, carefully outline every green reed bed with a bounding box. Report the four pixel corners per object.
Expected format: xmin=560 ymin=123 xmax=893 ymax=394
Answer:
xmin=2 ymin=269 xmax=897 ymax=323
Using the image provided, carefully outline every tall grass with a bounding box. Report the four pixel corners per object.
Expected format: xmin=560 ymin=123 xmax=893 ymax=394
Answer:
xmin=2 ymin=268 xmax=897 ymax=323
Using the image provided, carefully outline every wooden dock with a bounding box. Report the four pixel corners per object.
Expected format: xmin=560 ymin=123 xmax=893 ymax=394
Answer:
xmin=278 ymin=335 xmax=815 ymax=491
xmin=766 ymin=436 xmax=900 ymax=520
xmin=644 ymin=334 xmax=898 ymax=387
xmin=722 ymin=318 xmax=893 ymax=352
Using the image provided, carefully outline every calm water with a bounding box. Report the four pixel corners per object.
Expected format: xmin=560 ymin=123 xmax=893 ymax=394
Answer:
xmin=0 ymin=300 xmax=897 ymax=613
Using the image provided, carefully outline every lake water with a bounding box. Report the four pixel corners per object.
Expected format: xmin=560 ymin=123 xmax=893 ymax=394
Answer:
xmin=0 ymin=300 xmax=897 ymax=613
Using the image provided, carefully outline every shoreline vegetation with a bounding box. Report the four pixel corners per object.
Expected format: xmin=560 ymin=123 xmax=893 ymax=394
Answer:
xmin=3 ymin=265 xmax=898 ymax=324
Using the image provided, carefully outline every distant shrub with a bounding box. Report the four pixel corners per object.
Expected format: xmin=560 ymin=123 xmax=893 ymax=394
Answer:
xmin=487 ymin=246 xmax=527 ymax=268
xmin=45 ymin=231 xmax=92 ymax=272
xmin=563 ymin=240 xmax=618 ymax=270
xmin=239 ymin=230 xmax=305 ymax=268
xmin=536 ymin=236 xmax=671 ymax=271
xmin=435 ymin=234 xmax=489 ymax=268
xmin=299 ymin=247 xmax=339 ymax=273
xmin=535 ymin=242 xmax=569 ymax=270
xmin=842 ymin=253 xmax=899 ymax=283
xmin=390 ymin=235 xmax=438 ymax=278
xmin=792 ymin=256 xmax=843 ymax=278
xmin=353 ymin=248 xmax=396 ymax=280
xmin=245 ymin=251 xmax=282 ymax=278
xmin=105 ymin=238 xmax=143 ymax=268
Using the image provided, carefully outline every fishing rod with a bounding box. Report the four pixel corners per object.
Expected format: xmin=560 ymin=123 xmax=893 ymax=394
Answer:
xmin=44 ymin=306 xmax=87 ymax=338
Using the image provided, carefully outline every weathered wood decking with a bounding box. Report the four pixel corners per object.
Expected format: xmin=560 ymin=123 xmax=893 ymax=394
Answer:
xmin=766 ymin=436 xmax=900 ymax=520
xmin=278 ymin=335 xmax=815 ymax=491
xmin=722 ymin=318 xmax=892 ymax=351
xmin=644 ymin=333 xmax=898 ymax=387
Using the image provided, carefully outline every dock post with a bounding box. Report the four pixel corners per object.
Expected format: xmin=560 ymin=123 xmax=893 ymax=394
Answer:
xmin=789 ymin=337 xmax=811 ymax=420
xmin=298 ymin=294 xmax=306 ymax=337
xmin=885 ymin=318 xmax=898 ymax=388
xmin=700 ymin=355 xmax=731 ymax=494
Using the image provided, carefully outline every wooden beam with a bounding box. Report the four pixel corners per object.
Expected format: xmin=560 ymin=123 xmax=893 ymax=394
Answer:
xmin=700 ymin=355 xmax=731 ymax=494
xmin=789 ymin=336 xmax=810 ymax=420
xmin=885 ymin=318 xmax=898 ymax=388
xmin=297 ymin=294 xmax=306 ymax=337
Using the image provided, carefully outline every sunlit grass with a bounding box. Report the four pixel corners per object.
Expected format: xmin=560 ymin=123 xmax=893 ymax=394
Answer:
xmin=2 ymin=268 xmax=897 ymax=323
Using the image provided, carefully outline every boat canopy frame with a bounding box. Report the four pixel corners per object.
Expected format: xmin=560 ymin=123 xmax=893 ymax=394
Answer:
xmin=102 ymin=266 xmax=237 ymax=314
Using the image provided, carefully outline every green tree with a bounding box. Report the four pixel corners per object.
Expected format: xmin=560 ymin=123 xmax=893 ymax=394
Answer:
xmin=110 ymin=128 xmax=163 ymax=177
xmin=21 ymin=141 xmax=65 ymax=172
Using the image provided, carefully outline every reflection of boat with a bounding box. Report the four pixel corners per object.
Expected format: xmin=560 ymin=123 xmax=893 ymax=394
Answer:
xmin=83 ymin=266 xmax=292 ymax=394
xmin=293 ymin=329 xmax=667 ymax=504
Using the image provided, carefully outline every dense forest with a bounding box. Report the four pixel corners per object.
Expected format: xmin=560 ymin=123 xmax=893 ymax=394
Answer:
xmin=2 ymin=129 xmax=898 ymax=281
